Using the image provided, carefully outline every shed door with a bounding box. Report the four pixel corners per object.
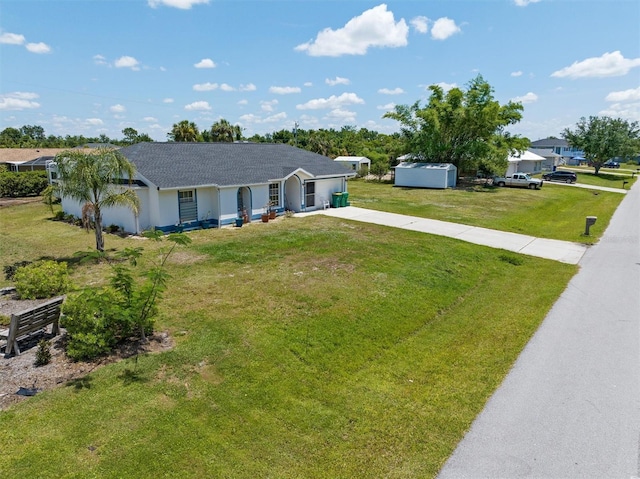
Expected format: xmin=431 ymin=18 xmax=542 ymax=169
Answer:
xmin=305 ymin=181 xmax=315 ymax=208
xmin=178 ymin=190 xmax=197 ymax=223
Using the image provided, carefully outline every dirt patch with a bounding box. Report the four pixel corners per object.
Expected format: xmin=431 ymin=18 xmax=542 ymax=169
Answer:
xmin=0 ymin=295 xmax=173 ymax=411
xmin=0 ymin=196 xmax=43 ymax=207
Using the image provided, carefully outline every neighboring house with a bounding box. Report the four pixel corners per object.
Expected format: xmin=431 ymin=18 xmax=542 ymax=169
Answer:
xmin=506 ymin=150 xmax=546 ymax=175
xmin=529 ymin=148 xmax=563 ymax=171
xmin=333 ymin=156 xmax=371 ymax=173
xmin=0 ymin=148 xmax=76 ymax=172
xmin=394 ymin=162 xmax=457 ymax=189
xmin=55 ymin=142 xmax=355 ymax=233
xmin=530 ymin=138 xmax=584 ymax=163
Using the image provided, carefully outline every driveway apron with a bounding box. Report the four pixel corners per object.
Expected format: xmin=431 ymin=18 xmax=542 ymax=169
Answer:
xmin=438 ymin=181 xmax=640 ymax=478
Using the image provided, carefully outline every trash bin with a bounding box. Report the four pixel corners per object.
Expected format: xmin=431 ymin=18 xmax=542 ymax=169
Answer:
xmin=332 ymin=192 xmax=342 ymax=208
xmin=341 ymin=192 xmax=349 ymax=207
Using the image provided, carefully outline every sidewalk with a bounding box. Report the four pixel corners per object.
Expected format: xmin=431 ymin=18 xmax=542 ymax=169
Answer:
xmin=302 ymin=206 xmax=588 ymax=264
xmin=437 ymin=180 xmax=640 ymax=478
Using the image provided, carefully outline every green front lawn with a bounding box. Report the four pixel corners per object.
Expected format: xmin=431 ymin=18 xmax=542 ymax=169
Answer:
xmin=0 ymin=202 xmax=576 ymax=478
xmin=347 ymin=179 xmax=624 ymax=243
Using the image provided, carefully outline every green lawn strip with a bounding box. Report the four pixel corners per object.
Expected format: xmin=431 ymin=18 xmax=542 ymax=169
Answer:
xmin=0 ymin=217 xmax=575 ymax=478
xmin=347 ymin=179 xmax=621 ymax=243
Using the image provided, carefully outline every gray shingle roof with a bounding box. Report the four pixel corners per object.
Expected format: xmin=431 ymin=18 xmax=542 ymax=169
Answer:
xmin=119 ymin=142 xmax=354 ymax=189
xmin=530 ymin=138 xmax=569 ymax=148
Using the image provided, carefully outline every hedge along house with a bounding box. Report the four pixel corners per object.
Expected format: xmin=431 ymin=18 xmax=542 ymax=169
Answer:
xmin=394 ymin=162 xmax=458 ymax=189
xmin=56 ymin=142 xmax=355 ymax=233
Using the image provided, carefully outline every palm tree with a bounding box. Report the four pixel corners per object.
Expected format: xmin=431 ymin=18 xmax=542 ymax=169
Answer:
xmin=168 ymin=120 xmax=199 ymax=142
xmin=210 ymin=118 xmax=242 ymax=142
xmin=54 ymin=148 xmax=140 ymax=251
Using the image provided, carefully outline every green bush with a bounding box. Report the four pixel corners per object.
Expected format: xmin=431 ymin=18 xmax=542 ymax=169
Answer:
xmin=4 ymin=260 xmax=33 ymax=280
xmin=13 ymin=260 xmax=70 ymax=299
xmin=0 ymin=170 xmax=49 ymax=197
xmin=34 ymin=339 xmax=52 ymax=366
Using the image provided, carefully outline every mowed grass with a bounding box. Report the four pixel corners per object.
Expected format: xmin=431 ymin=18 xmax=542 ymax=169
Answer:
xmin=347 ymin=179 xmax=624 ymax=244
xmin=0 ymin=202 xmax=577 ymax=478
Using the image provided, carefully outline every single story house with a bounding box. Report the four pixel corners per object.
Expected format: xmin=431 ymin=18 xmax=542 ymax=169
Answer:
xmin=529 ymin=148 xmax=563 ymax=171
xmin=506 ymin=150 xmax=546 ymax=175
xmin=333 ymin=156 xmax=371 ymax=173
xmin=56 ymin=142 xmax=356 ymax=233
xmin=394 ymin=162 xmax=457 ymax=189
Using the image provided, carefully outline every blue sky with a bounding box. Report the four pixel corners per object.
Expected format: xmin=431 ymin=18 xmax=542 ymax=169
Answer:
xmin=1 ymin=0 xmax=639 ymax=143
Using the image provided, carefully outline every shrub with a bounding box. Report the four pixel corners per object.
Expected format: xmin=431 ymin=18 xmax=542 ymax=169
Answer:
xmin=53 ymin=211 xmax=66 ymax=221
xmin=4 ymin=260 xmax=33 ymax=280
xmin=13 ymin=260 xmax=71 ymax=299
xmin=0 ymin=170 xmax=49 ymax=197
xmin=34 ymin=339 xmax=52 ymax=366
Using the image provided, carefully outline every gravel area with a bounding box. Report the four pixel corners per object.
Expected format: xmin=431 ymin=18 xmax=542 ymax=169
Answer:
xmin=0 ymin=294 xmax=173 ymax=411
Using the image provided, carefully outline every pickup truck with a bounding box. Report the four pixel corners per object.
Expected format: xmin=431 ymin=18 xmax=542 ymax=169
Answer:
xmin=493 ymin=172 xmax=543 ymax=189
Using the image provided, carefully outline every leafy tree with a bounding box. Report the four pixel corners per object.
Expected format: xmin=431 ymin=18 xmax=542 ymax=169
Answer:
xmin=562 ymin=116 xmax=640 ymax=174
xmin=122 ymin=127 xmax=139 ymax=144
xmin=383 ymin=75 xmax=529 ymax=174
xmin=210 ymin=118 xmax=243 ymax=142
xmin=168 ymin=120 xmax=200 ymax=142
xmin=0 ymin=127 xmax=22 ymax=147
xmin=53 ymin=148 xmax=140 ymax=251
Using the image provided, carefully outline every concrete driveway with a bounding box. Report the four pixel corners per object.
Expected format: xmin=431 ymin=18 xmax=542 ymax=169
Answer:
xmin=303 ymin=206 xmax=588 ymax=264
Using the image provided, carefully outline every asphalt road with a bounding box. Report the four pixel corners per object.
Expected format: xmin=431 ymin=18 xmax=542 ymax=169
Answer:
xmin=438 ymin=181 xmax=640 ymax=478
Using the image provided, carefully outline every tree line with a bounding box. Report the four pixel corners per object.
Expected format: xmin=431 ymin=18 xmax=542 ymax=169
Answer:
xmin=3 ymin=75 xmax=638 ymax=176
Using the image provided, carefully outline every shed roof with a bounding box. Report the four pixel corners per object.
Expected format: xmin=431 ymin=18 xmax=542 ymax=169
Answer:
xmin=334 ymin=156 xmax=371 ymax=163
xmin=395 ymin=162 xmax=456 ymax=170
xmin=508 ymin=150 xmax=546 ymax=162
xmin=118 ymin=142 xmax=355 ymax=189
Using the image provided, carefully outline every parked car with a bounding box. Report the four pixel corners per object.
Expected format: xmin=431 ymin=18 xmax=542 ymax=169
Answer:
xmin=493 ymin=172 xmax=543 ymax=189
xmin=542 ymin=170 xmax=577 ymax=183
xmin=603 ymin=160 xmax=620 ymax=168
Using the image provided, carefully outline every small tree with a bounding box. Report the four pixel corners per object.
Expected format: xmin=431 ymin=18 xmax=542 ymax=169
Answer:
xmin=53 ymin=148 xmax=139 ymax=251
xmin=563 ymin=116 xmax=640 ymax=174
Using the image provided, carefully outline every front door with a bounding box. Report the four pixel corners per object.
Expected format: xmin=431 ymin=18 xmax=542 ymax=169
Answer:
xmin=305 ymin=181 xmax=315 ymax=208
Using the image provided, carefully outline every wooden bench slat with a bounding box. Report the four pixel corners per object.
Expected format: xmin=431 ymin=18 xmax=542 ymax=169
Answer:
xmin=2 ymin=297 xmax=64 ymax=356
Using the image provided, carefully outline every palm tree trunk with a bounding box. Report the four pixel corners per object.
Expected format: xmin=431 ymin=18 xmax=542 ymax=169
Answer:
xmin=94 ymin=209 xmax=105 ymax=251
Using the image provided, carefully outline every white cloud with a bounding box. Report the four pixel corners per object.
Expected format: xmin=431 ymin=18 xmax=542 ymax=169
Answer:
xmin=270 ymin=86 xmax=301 ymax=94
xmin=237 ymin=99 xmax=248 ymax=105
xmin=220 ymin=83 xmax=235 ymax=92
xmin=295 ymin=4 xmax=408 ymax=57
xmin=86 ymin=118 xmax=104 ymax=126
xmin=326 ymin=76 xmax=350 ymax=86
xmin=511 ymin=92 xmax=538 ymax=104
xmin=0 ymin=92 xmax=40 ymax=110
xmin=0 ymin=32 xmax=25 ymax=45
xmin=429 ymin=82 xmax=457 ymax=92
xmin=239 ymin=113 xmax=260 ymax=123
xmin=26 ymin=42 xmax=51 ymax=54
xmin=144 ymin=116 xmax=158 ymax=122
xmin=184 ymin=101 xmax=212 ymax=111
xmin=163 ymin=98 xmax=174 ymax=103
xmin=110 ymin=104 xmax=126 ymax=113
xmin=93 ymin=54 xmax=108 ymax=65
xmin=194 ymin=58 xmax=216 ymax=68
xmin=193 ymin=82 xmax=218 ymax=91
xmin=605 ymin=86 xmax=640 ymax=102
xmin=377 ymin=102 xmax=396 ymax=111
xmin=261 ymin=100 xmax=278 ymax=112
xmin=514 ymin=0 xmax=541 ymax=6
xmin=304 ymin=82 xmax=313 ymax=87
xmin=431 ymin=17 xmax=461 ymax=40
xmin=297 ymin=92 xmax=365 ymax=110
xmin=511 ymin=71 xmax=523 ymax=77
xmin=410 ymin=16 xmax=429 ymax=34
xmin=551 ymin=51 xmax=640 ymax=79
xmin=378 ymin=87 xmax=404 ymax=95
xmin=114 ymin=56 xmax=140 ymax=70
xmin=326 ymin=108 xmax=357 ymax=123
xmin=148 ymin=0 xmax=209 ymax=9
xmin=599 ymin=102 xmax=640 ymax=121
xmin=239 ymin=83 xmax=256 ymax=92
xmin=264 ymin=112 xmax=287 ymax=123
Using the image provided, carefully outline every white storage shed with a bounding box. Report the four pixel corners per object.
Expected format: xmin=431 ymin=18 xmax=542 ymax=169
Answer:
xmin=394 ymin=162 xmax=457 ymax=189
xmin=333 ymin=156 xmax=371 ymax=173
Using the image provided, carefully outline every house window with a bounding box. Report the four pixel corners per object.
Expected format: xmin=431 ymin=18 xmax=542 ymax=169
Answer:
xmin=269 ymin=183 xmax=280 ymax=207
xmin=178 ymin=190 xmax=197 ymax=223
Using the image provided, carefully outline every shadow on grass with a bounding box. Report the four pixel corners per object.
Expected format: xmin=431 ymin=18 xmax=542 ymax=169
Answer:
xmin=118 ymin=366 xmax=149 ymax=386
xmin=66 ymin=375 xmax=93 ymax=391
